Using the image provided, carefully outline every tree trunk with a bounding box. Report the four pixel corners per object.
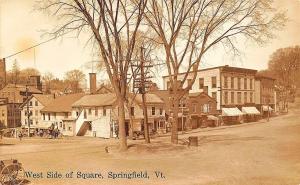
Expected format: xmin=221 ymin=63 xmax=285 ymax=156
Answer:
xmin=141 ymin=93 xmax=150 ymax=143
xmin=171 ymin=98 xmax=179 ymax=144
xmin=117 ymin=98 xmax=127 ymax=151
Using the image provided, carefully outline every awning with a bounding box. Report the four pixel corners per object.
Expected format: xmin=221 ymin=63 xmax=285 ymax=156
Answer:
xmin=207 ymin=115 xmax=218 ymax=121
xmin=262 ymin=105 xmax=273 ymax=111
xmin=242 ymin=107 xmax=260 ymax=115
xmin=222 ymin=108 xmax=243 ymax=116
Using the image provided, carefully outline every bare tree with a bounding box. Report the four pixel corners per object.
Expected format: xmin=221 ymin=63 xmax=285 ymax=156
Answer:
xmin=144 ymin=0 xmax=286 ymax=144
xmin=268 ymin=46 xmax=300 ymax=111
xmin=42 ymin=72 xmax=55 ymax=93
xmin=64 ymin=69 xmax=86 ymax=93
xmin=38 ymin=0 xmax=148 ymax=150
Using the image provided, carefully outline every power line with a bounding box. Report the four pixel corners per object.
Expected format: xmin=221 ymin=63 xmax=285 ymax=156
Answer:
xmin=3 ymin=30 xmax=75 ymax=60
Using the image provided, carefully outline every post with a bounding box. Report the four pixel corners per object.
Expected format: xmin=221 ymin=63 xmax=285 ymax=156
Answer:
xmin=140 ymin=47 xmax=150 ymax=143
xmin=26 ymin=85 xmax=30 ymax=137
xmin=13 ymin=92 xmax=16 ymax=138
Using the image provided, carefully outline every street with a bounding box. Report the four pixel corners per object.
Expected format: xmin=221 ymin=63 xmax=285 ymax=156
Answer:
xmin=1 ymin=100 xmax=300 ymax=185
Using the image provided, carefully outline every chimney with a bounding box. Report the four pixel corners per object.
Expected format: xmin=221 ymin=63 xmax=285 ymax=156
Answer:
xmin=89 ymin=73 xmax=97 ymax=94
xmin=0 ymin=58 xmax=6 ymax=88
xmin=29 ymin=75 xmax=43 ymax=91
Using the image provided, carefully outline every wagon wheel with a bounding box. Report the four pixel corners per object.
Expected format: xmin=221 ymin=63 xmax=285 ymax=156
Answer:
xmin=10 ymin=164 xmax=25 ymax=185
xmin=0 ymin=165 xmax=12 ymax=185
xmin=0 ymin=164 xmax=25 ymax=185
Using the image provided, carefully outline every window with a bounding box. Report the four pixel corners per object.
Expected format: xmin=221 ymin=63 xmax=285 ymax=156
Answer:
xmin=212 ymin=77 xmax=217 ymax=88
xmin=250 ymin=92 xmax=253 ymax=103
xmin=103 ymin=107 xmax=106 ymax=116
xmin=193 ymin=103 xmax=197 ymax=113
xmin=244 ymin=78 xmax=247 ymax=89
xmin=35 ymin=110 xmax=38 ymax=116
xmin=95 ymin=108 xmax=98 ymax=116
xmin=203 ymin=104 xmax=210 ymax=113
xmin=199 ymin=78 xmax=204 ymax=89
xmin=237 ymin=92 xmax=242 ymax=104
xmin=68 ymin=126 xmax=72 ymax=131
xmin=212 ymin=92 xmax=217 ymax=100
xmin=63 ymin=123 xmax=66 ymax=130
xmin=60 ymin=122 xmax=62 ymax=128
xmin=224 ymin=76 xmax=228 ymax=88
xmin=250 ymin=79 xmax=253 ymax=89
xmin=64 ymin=113 xmax=68 ymax=118
xmin=88 ymin=108 xmax=92 ymax=115
xmin=130 ymin=107 xmax=135 ymax=116
xmin=159 ymin=108 xmax=163 ymax=115
xmin=231 ymin=92 xmax=234 ymax=104
xmin=76 ymin=111 xmax=79 ymax=117
xmin=151 ymin=107 xmax=155 ymax=115
xmin=36 ymin=121 xmax=38 ymax=125
xmin=29 ymin=101 xmax=32 ymax=106
xmin=43 ymin=113 xmax=45 ymax=120
xmin=224 ymin=92 xmax=228 ymax=104
xmin=237 ymin=78 xmax=241 ymax=90
xmin=244 ymin=92 xmax=247 ymax=103
xmin=35 ymin=101 xmax=38 ymax=106
xmin=167 ymin=81 xmax=170 ymax=89
xmin=48 ymin=113 xmax=50 ymax=121
xmin=231 ymin=77 xmax=234 ymax=89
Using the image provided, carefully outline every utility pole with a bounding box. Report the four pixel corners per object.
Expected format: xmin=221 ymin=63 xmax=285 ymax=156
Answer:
xmin=140 ymin=47 xmax=150 ymax=143
xmin=132 ymin=47 xmax=153 ymax=143
xmin=26 ymin=85 xmax=31 ymax=137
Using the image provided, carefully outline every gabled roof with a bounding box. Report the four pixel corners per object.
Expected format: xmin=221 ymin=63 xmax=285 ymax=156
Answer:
xmin=1 ymin=84 xmax=42 ymax=94
xmin=72 ymin=93 xmax=117 ymax=107
xmin=132 ymin=93 xmax=164 ymax=104
xmin=41 ymin=93 xmax=84 ymax=113
xmin=95 ymin=84 xmax=113 ymax=94
xmin=189 ymin=92 xmax=217 ymax=102
xmin=20 ymin=94 xmax=54 ymax=108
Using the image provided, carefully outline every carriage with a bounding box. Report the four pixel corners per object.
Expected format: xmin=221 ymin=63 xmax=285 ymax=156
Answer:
xmin=0 ymin=159 xmax=25 ymax=185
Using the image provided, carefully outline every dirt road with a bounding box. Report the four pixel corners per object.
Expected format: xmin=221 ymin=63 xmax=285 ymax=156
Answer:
xmin=1 ymin=102 xmax=300 ymax=185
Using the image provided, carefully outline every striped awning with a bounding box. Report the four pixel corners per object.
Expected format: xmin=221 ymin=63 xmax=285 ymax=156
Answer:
xmin=222 ymin=108 xmax=243 ymax=116
xmin=242 ymin=107 xmax=260 ymax=115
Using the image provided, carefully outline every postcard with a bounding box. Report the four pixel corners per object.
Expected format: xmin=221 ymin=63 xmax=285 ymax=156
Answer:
xmin=0 ymin=0 xmax=299 ymax=184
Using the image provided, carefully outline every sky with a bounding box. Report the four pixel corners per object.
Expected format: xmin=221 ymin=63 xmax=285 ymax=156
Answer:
xmin=0 ymin=0 xmax=300 ymax=87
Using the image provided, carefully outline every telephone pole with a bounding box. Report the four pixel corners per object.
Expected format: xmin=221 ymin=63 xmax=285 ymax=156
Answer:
xmin=132 ymin=47 xmax=153 ymax=143
xmin=26 ymin=85 xmax=31 ymax=137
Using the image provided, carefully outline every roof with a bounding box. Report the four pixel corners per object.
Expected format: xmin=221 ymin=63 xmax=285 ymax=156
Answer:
xmin=188 ymin=92 xmax=217 ymax=102
xmin=132 ymin=93 xmax=164 ymax=104
xmin=1 ymin=84 xmax=42 ymax=94
xmin=162 ymin=65 xmax=257 ymax=78
xmin=95 ymin=84 xmax=113 ymax=94
xmin=41 ymin=93 xmax=84 ymax=113
xmin=20 ymin=94 xmax=54 ymax=108
xmin=72 ymin=93 xmax=116 ymax=107
xmin=255 ymin=74 xmax=276 ymax=80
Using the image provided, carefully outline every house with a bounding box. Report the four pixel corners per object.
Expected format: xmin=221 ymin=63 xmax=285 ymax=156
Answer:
xmin=72 ymin=92 xmax=165 ymax=138
xmin=40 ymin=93 xmax=84 ymax=136
xmin=71 ymin=93 xmax=117 ymax=138
xmin=20 ymin=94 xmax=54 ymax=130
xmin=124 ymin=93 xmax=165 ymax=136
xmin=0 ymin=83 xmax=42 ymax=128
xmin=163 ymin=65 xmax=259 ymax=123
xmin=255 ymin=75 xmax=276 ymax=117
xmin=151 ymin=90 xmax=218 ymax=131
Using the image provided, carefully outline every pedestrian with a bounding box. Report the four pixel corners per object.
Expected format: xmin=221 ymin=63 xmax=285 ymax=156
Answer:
xmin=115 ymin=125 xmax=119 ymax=139
xmin=18 ymin=131 xmax=23 ymax=141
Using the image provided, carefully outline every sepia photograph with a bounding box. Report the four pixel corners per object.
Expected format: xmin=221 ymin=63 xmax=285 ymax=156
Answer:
xmin=0 ymin=0 xmax=299 ymax=184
